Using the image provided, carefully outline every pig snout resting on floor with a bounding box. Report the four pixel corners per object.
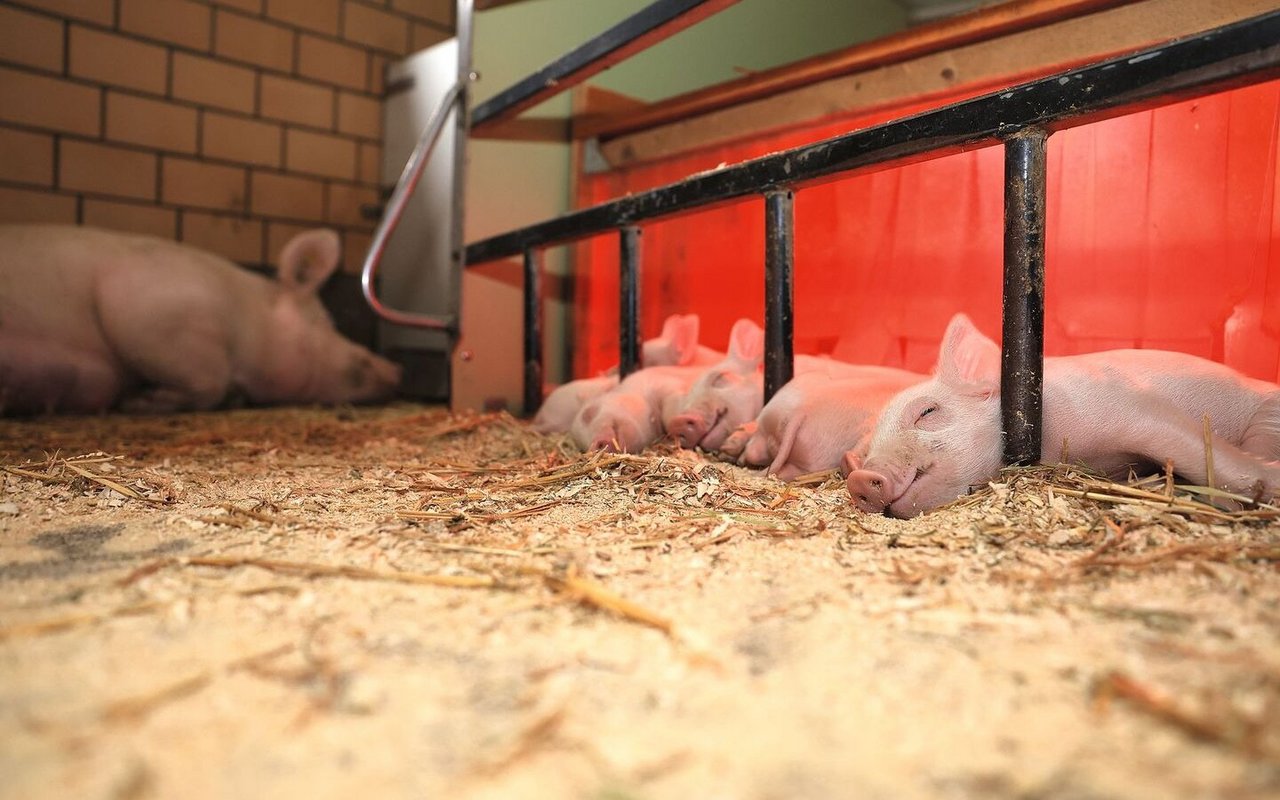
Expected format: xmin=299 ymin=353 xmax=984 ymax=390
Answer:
xmin=845 ymin=313 xmax=1280 ymax=518
xmin=569 ymin=365 xmax=705 ymax=453
xmin=533 ymin=313 xmax=725 ymax=434
xmin=0 ymin=224 xmax=401 ymax=414
xmin=662 ymin=321 xmax=909 ymax=453
xmin=664 ymin=319 xmax=766 ymax=450
xmin=718 ymin=367 xmax=925 ymax=482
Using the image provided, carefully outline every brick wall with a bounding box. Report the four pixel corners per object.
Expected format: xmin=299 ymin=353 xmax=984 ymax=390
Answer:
xmin=0 ymin=0 xmax=452 ymax=272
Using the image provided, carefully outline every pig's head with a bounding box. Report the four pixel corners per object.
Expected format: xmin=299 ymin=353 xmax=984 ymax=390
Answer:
xmin=264 ymin=230 xmax=402 ymax=404
xmin=570 ymin=392 xmax=659 ymax=453
xmin=641 ymin=314 xmax=701 ymax=367
xmin=844 ymin=314 xmax=1002 ymax=518
xmin=664 ymin=319 xmax=765 ymax=450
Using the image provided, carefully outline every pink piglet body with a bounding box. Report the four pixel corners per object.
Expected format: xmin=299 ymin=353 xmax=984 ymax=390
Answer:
xmin=570 ymin=365 xmax=705 ymax=453
xmin=846 ymin=314 xmax=1280 ymax=518
xmin=720 ymin=367 xmax=925 ymax=481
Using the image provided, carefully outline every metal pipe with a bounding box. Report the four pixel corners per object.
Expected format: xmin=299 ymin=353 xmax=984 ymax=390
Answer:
xmin=1000 ymin=127 xmax=1048 ymax=467
xmin=359 ymin=77 xmax=467 ymax=330
xmin=449 ymin=0 xmax=474 ymax=338
xmin=522 ymin=247 xmax=543 ymax=417
xmin=619 ymin=226 xmax=642 ymax=378
xmin=763 ymin=190 xmax=794 ymax=402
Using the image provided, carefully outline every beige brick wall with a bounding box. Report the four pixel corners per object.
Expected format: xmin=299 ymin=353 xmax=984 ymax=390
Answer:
xmin=0 ymin=0 xmax=452 ymax=270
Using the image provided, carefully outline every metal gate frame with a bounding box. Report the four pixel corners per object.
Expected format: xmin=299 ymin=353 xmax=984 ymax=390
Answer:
xmin=373 ymin=1 xmax=1280 ymax=469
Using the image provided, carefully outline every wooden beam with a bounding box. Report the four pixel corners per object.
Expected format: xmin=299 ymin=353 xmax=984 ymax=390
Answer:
xmin=574 ymin=0 xmax=1142 ymax=141
xmin=598 ymin=0 xmax=1276 ymax=167
xmin=468 ymin=117 xmax=571 ymax=142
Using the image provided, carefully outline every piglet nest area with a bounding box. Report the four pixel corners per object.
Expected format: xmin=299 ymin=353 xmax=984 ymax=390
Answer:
xmin=1 ymin=403 xmax=1277 ymax=800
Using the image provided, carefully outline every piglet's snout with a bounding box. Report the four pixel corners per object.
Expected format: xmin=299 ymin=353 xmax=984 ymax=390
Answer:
xmin=847 ymin=469 xmax=891 ymax=514
xmin=667 ymin=413 xmax=708 ymax=448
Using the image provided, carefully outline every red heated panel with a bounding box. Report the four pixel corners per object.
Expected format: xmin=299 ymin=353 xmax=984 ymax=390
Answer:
xmin=573 ymin=80 xmax=1280 ymax=382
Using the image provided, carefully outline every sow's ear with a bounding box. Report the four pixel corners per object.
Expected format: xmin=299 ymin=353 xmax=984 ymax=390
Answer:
xmin=935 ymin=313 xmax=1000 ymax=395
xmin=726 ymin=318 xmax=764 ymax=368
xmin=277 ymin=229 xmax=341 ymax=294
xmin=662 ymin=313 xmax=701 ymax=366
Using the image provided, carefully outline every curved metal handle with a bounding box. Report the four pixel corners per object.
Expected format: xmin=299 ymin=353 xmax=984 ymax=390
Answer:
xmin=360 ymin=77 xmax=468 ymax=330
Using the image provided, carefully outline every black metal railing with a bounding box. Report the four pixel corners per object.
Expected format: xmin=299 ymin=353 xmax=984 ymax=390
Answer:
xmin=465 ymin=10 xmax=1280 ymax=466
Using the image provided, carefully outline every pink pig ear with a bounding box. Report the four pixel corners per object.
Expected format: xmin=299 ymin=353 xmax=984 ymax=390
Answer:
xmin=663 ymin=314 xmax=701 ymax=366
xmin=935 ymin=313 xmax=1000 ymax=395
xmin=277 ymin=229 xmax=340 ymax=294
xmin=726 ymin=319 xmax=764 ymax=368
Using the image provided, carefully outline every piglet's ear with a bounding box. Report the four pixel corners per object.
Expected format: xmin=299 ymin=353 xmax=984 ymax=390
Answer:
xmin=726 ymin=319 xmax=764 ymax=368
xmin=277 ymin=229 xmax=340 ymax=294
xmin=664 ymin=313 xmax=701 ymax=366
xmin=935 ymin=313 xmax=1000 ymax=395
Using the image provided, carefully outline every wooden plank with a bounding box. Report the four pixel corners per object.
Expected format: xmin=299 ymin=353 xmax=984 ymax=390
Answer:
xmin=575 ymin=0 xmax=1142 ymax=141
xmin=598 ymin=0 xmax=1276 ymax=167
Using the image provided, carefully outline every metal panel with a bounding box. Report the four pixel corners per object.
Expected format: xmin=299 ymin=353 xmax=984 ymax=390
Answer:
xmin=381 ymin=39 xmax=462 ymax=397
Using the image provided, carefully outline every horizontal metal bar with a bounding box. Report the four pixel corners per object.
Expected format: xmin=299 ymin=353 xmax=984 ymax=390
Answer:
xmin=471 ymin=0 xmax=742 ymax=128
xmin=466 ymin=10 xmax=1280 ymax=265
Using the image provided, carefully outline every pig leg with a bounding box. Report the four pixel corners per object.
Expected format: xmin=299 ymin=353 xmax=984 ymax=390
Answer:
xmin=1110 ymin=401 xmax=1280 ymax=498
xmin=108 ymin=319 xmax=234 ymax=413
xmin=740 ymin=425 xmax=776 ymax=468
xmin=0 ymin=339 xmax=122 ymax=413
xmin=766 ymin=414 xmax=806 ymax=481
xmin=718 ymin=421 xmax=756 ymax=460
xmin=1240 ymin=393 xmax=1280 ymax=460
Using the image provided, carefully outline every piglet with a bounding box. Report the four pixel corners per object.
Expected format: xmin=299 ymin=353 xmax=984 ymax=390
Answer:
xmin=534 ymin=313 xmax=724 ymax=434
xmin=664 ymin=319 xmax=767 ymax=450
xmin=570 ymin=365 xmax=705 ymax=453
xmin=845 ymin=313 xmax=1280 ymax=518
xmin=639 ymin=313 xmax=725 ymax=369
xmin=719 ymin=366 xmax=924 ymax=481
xmin=0 ymin=224 xmax=401 ymax=414
xmin=664 ymin=321 xmax=912 ymax=453
xmin=533 ymin=375 xmax=618 ymax=434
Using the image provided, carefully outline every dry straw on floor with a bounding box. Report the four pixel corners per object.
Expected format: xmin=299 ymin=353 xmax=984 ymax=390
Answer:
xmin=1 ymin=404 xmax=1277 ymax=798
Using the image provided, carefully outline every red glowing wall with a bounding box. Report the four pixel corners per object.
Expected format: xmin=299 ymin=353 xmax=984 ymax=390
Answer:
xmin=571 ymin=79 xmax=1280 ymax=383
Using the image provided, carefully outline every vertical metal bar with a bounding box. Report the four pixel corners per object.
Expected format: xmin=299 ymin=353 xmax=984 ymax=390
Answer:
xmin=763 ymin=190 xmax=795 ymax=402
xmin=1001 ymin=127 xmax=1048 ymax=466
xmin=619 ymin=225 xmax=642 ymax=378
xmin=448 ymin=0 xmax=474 ymax=389
xmin=522 ymin=248 xmax=543 ymax=416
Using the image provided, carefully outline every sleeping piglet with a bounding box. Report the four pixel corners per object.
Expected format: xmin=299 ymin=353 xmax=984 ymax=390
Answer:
xmin=569 ymin=365 xmax=705 ymax=453
xmin=0 ymin=224 xmax=401 ymax=414
xmin=664 ymin=318 xmax=766 ymax=451
xmin=845 ymin=313 xmax=1280 ymax=518
xmin=718 ymin=366 xmax=924 ymax=481
xmin=666 ymin=319 xmax=919 ymax=455
xmin=533 ymin=313 xmax=724 ymax=434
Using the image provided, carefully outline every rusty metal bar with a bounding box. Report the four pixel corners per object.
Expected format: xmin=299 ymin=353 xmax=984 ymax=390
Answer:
xmin=522 ymin=247 xmax=543 ymax=416
xmin=619 ymin=226 xmax=642 ymax=378
xmin=1000 ymin=127 xmax=1048 ymax=466
xmin=763 ymin=190 xmax=795 ymax=403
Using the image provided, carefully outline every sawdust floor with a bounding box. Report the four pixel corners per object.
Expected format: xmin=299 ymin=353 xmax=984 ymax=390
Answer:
xmin=1 ymin=403 xmax=1278 ymax=800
